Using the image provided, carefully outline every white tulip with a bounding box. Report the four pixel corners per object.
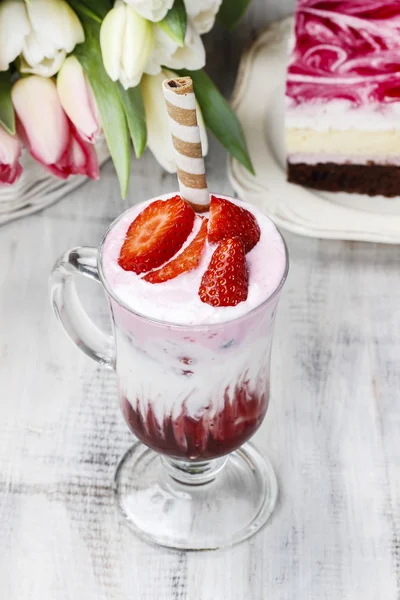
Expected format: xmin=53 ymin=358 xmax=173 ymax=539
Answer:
xmin=100 ymin=1 xmax=154 ymax=89
xmin=0 ymin=0 xmax=84 ymax=76
xmin=0 ymin=0 xmax=30 ymax=71
xmin=146 ymin=21 xmax=206 ymax=75
xmin=123 ymin=0 xmax=174 ymax=23
xmin=141 ymin=69 xmax=208 ymax=173
xmin=19 ymin=50 xmax=66 ymax=78
xmin=164 ymin=21 xmax=206 ymax=71
xmin=184 ymin=0 xmax=223 ymax=34
xmin=144 ymin=25 xmax=178 ymax=76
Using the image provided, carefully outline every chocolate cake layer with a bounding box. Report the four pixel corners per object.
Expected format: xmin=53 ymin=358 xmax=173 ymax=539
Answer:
xmin=288 ymin=162 xmax=400 ymax=197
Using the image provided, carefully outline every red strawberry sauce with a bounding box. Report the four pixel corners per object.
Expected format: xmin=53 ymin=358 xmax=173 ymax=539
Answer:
xmin=122 ymin=379 xmax=268 ymax=461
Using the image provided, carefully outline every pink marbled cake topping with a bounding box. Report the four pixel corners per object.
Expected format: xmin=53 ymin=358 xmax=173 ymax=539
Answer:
xmin=287 ymin=0 xmax=400 ymax=106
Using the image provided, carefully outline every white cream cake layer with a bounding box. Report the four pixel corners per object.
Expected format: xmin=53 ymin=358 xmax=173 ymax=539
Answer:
xmin=286 ymin=129 xmax=400 ymax=166
xmin=285 ymin=98 xmax=400 ymax=132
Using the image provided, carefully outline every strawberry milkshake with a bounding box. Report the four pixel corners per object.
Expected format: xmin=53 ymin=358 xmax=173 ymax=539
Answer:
xmin=100 ymin=192 xmax=287 ymax=461
xmin=50 ymin=76 xmax=289 ymax=550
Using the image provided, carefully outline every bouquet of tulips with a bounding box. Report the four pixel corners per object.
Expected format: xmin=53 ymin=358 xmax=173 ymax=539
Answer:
xmin=0 ymin=0 xmax=253 ymax=197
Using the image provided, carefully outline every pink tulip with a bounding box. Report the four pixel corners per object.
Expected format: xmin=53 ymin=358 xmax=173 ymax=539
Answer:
xmin=12 ymin=75 xmax=99 ymax=180
xmin=57 ymin=56 xmax=101 ymax=144
xmin=0 ymin=124 xmax=23 ymax=185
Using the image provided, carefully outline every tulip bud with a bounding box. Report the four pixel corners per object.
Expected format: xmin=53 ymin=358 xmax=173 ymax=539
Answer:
xmin=184 ymin=0 xmax=223 ymax=34
xmin=12 ymin=76 xmax=99 ymax=180
xmin=0 ymin=125 xmax=23 ymax=185
xmin=57 ymin=57 xmax=101 ymax=144
xmin=141 ymin=69 xmax=208 ymax=173
xmin=100 ymin=1 xmax=154 ymax=89
xmin=123 ymin=0 xmax=174 ymax=22
xmin=0 ymin=0 xmax=84 ymax=77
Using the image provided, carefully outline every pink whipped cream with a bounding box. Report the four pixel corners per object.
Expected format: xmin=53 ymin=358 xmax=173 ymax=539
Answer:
xmin=287 ymin=0 xmax=400 ymax=107
xmin=101 ymin=193 xmax=287 ymax=326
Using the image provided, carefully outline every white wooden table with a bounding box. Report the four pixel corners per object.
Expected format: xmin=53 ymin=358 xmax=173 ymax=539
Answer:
xmin=2 ymin=2 xmax=400 ymax=598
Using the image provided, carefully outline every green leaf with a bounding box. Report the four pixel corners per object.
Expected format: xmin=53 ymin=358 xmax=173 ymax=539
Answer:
xmin=69 ymin=0 xmax=111 ymax=21
xmin=217 ymin=0 xmax=251 ymax=29
xmin=73 ymin=18 xmax=131 ymax=197
xmin=71 ymin=4 xmax=102 ymax=24
xmin=118 ymin=85 xmax=147 ymax=158
xmin=0 ymin=71 xmax=15 ymax=135
xmin=159 ymin=0 xmax=187 ymax=47
xmin=177 ymin=69 xmax=255 ymax=175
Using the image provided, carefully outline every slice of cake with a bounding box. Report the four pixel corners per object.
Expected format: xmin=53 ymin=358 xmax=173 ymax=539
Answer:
xmin=285 ymin=0 xmax=400 ymax=197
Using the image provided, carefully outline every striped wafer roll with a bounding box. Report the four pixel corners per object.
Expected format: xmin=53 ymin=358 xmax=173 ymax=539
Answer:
xmin=162 ymin=76 xmax=209 ymax=213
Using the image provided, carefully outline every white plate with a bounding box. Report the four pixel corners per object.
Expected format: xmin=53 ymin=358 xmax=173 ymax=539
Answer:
xmin=227 ymin=17 xmax=400 ymax=243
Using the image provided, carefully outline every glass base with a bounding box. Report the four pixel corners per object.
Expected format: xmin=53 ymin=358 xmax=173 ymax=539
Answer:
xmin=114 ymin=442 xmax=278 ymax=551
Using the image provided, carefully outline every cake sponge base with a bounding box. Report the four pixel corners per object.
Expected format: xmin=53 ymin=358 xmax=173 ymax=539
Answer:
xmin=288 ymin=162 xmax=400 ymax=198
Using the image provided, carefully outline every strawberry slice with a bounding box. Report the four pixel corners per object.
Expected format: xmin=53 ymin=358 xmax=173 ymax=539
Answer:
xmin=199 ymin=237 xmax=248 ymax=307
xmin=144 ymin=218 xmax=208 ymax=284
xmin=208 ymin=196 xmax=261 ymax=253
xmin=118 ymin=196 xmax=195 ymax=274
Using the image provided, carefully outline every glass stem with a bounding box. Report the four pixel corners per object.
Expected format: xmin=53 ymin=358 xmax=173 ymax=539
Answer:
xmin=161 ymin=455 xmax=229 ymax=485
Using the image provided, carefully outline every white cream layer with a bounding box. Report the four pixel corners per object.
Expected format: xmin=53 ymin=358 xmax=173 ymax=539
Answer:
xmin=286 ymin=128 xmax=400 ymax=163
xmin=285 ymin=97 xmax=400 ymax=132
xmin=117 ymin=323 xmax=271 ymax=424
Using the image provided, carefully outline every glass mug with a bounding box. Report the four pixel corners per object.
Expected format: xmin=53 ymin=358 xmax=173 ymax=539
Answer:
xmin=50 ymin=195 xmax=289 ymax=550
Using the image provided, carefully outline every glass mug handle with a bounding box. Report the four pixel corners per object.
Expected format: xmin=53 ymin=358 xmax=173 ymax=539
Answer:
xmin=49 ymin=246 xmax=115 ymax=369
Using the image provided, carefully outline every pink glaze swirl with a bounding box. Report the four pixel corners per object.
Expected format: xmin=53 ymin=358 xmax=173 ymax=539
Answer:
xmin=287 ymin=0 xmax=400 ymax=106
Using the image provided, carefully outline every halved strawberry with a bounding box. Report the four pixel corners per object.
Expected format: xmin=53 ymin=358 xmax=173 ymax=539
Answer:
xmin=144 ymin=218 xmax=208 ymax=284
xmin=118 ymin=196 xmax=195 ymax=274
xmin=208 ymin=196 xmax=261 ymax=253
xmin=199 ymin=237 xmax=248 ymax=307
